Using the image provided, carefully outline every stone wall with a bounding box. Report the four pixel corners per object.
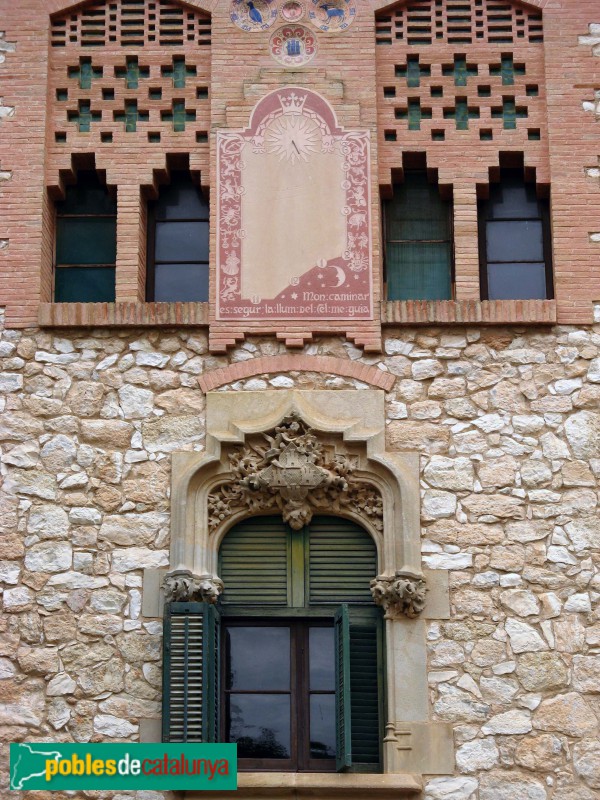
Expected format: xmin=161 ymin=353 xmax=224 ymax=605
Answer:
xmin=1 ymin=311 xmax=599 ymax=799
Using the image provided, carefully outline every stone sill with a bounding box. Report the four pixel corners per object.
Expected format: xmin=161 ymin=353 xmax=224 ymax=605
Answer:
xmin=39 ymin=302 xmax=210 ymax=327
xmin=381 ymin=299 xmax=557 ymax=325
xmin=190 ymin=772 xmax=422 ymax=798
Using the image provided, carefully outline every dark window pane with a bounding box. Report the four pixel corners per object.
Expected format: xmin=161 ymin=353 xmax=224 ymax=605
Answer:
xmin=486 ymin=220 xmax=543 ymax=263
xmin=310 ymin=694 xmax=336 ymax=759
xmin=55 ymin=267 xmax=116 ymax=302
xmin=155 ymin=177 xmax=209 ymax=220
xmin=487 ymin=262 xmax=547 ymax=300
xmin=155 ymin=220 xmax=209 ymax=262
xmin=309 ymin=627 xmax=335 ymax=691
xmin=487 ymin=175 xmax=541 ymax=220
xmin=56 ymin=218 xmax=117 ymax=265
xmin=226 ymin=627 xmax=290 ymax=691
xmin=58 ymin=172 xmax=117 ymax=215
xmin=154 ymin=263 xmax=208 ymax=302
xmin=227 ymin=694 xmax=290 ymax=759
xmin=387 ymin=242 xmax=452 ymax=301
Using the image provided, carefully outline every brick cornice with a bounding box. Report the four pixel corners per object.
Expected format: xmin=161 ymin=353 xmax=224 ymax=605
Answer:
xmin=198 ymin=355 xmax=396 ymax=393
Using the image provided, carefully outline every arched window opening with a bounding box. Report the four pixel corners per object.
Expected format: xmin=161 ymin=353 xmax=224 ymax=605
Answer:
xmin=146 ymin=170 xmax=209 ymax=302
xmin=54 ymin=169 xmax=117 ymax=302
xmin=163 ymin=515 xmax=383 ymax=774
xmin=479 ymin=167 xmax=553 ymax=300
xmin=384 ymin=169 xmax=453 ymax=301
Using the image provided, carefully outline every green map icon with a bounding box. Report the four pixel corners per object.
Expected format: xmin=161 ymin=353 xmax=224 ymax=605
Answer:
xmin=10 ymin=743 xmax=63 ymax=790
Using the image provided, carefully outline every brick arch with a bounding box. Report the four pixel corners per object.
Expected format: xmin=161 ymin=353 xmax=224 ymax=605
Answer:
xmin=198 ymin=355 xmax=396 ymax=392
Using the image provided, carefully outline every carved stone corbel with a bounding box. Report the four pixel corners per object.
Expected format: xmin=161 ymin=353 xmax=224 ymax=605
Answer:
xmin=163 ymin=570 xmax=224 ymax=604
xmin=370 ymin=572 xmax=427 ymax=619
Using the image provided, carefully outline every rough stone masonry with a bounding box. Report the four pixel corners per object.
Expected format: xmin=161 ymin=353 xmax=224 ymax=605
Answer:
xmin=0 ymin=311 xmax=599 ymax=798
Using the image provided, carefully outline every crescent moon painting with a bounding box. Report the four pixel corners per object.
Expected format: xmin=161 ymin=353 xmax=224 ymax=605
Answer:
xmin=331 ymin=265 xmax=346 ymax=287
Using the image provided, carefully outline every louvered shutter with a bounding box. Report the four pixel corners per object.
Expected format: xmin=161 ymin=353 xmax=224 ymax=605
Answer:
xmin=162 ymin=602 xmax=220 ymax=743
xmin=334 ymin=604 xmax=352 ymax=771
xmin=219 ymin=516 xmax=288 ymax=606
xmin=309 ymin=516 xmax=377 ymax=604
xmin=334 ymin=604 xmax=382 ymax=771
xmin=349 ymin=616 xmax=381 ymax=765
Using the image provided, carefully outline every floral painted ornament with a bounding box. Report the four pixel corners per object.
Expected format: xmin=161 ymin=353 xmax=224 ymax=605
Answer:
xmin=270 ymin=25 xmax=317 ymax=66
xmin=230 ymin=0 xmax=278 ymax=32
xmin=308 ymin=0 xmax=357 ymax=32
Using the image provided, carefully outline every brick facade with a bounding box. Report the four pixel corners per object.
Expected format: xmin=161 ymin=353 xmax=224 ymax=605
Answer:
xmin=0 ymin=0 xmax=598 ymax=336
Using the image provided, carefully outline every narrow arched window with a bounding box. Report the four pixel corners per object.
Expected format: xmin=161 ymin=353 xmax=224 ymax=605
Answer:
xmin=162 ymin=515 xmax=383 ymax=774
xmin=146 ymin=171 xmax=209 ymax=302
xmin=384 ymin=170 xmax=453 ymax=301
xmin=54 ymin=170 xmax=117 ymax=302
xmin=479 ymin=168 xmax=553 ymax=300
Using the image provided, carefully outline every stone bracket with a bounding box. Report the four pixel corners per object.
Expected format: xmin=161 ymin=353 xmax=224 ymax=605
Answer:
xmin=371 ymin=572 xmax=427 ymax=619
xmin=162 ymin=569 xmax=223 ymax=603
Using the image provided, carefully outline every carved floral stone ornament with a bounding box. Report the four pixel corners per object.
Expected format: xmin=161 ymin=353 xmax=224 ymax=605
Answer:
xmin=370 ymin=572 xmax=427 ymax=619
xmin=208 ymin=414 xmax=383 ymax=531
xmin=163 ymin=570 xmax=224 ymax=604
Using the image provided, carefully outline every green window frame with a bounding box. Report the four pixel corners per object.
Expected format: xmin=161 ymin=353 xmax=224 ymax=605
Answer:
xmin=162 ymin=516 xmax=384 ymax=773
xmin=54 ymin=170 xmax=117 ymax=303
xmin=383 ymin=170 xmax=453 ymax=301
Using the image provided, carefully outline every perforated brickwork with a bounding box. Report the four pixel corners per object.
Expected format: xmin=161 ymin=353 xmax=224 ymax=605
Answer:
xmin=50 ymin=0 xmax=211 ymax=48
xmin=375 ymin=0 xmax=543 ymax=46
xmin=376 ymin=0 xmax=546 ymax=155
xmin=49 ymin=0 xmax=210 ymax=150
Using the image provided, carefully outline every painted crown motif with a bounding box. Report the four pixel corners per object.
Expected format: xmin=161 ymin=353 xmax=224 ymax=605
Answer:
xmin=279 ymin=91 xmax=308 ymax=115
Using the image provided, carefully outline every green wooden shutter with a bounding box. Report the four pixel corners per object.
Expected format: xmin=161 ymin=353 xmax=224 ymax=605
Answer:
xmin=349 ymin=615 xmax=382 ymax=766
xmin=309 ymin=516 xmax=377 ymax=604
xmin=219 ymin=516 xmax=288 ymax=606
xmin=334 ymin=604 xmax=352 ymax=772
xmin=162 ymin=601 xmax=220 ymax=743
xmin=334 ymin=606 xmax=382 ymax=771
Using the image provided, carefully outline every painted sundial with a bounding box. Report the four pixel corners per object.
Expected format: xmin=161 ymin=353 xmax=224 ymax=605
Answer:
xmin=270 ymin=24 xmax=317 ymax=66
xmin=216 ymin=88 xmax=372 ymax=322
xmin=230 ymin=0 xmax=278 ymax=31
xmin=308 ymin=0 xmax=357 ymax=32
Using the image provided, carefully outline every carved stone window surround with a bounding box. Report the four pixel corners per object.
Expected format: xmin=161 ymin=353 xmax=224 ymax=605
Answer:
xmin=163 ymin=389 xmax=453 ymax=776
xmin=169 ymin=390 xmax=420 ymax=579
